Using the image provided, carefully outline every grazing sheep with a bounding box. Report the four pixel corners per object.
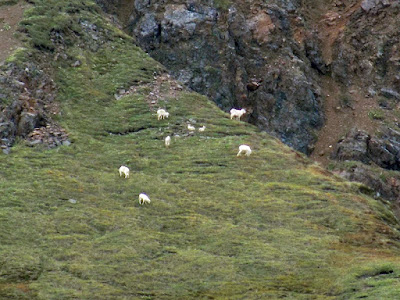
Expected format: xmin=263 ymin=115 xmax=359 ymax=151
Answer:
xmin=165 ymin=135 xmax=171 ymax=147
xmin=157 ymin=109 xmax=170 ymax=120
xmin=119 ymin=165 xmax=130 ymax=178
xmin=187 ymin=124 xmax=195 ymax=131
xmin=139 ymin=193 xmax=151 ymax=205
xmin=230 ymin=108 xmax=246 ymax=120
xmin=237 ymin=144 xmax=252 ymax=157
xmin=198 ymin=126 xmax=206 ymax=132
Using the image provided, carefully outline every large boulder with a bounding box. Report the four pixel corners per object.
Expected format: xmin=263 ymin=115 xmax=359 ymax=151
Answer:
xmin=335 ymin=163 xmax=400 ymax=202
xmin=332 ymin=128 xmax=400 ymax=170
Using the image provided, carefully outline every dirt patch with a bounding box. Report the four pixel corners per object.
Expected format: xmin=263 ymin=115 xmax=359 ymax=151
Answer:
xmin=307 ymin=0 xmax=383 ymax=166
xmin=0 ymin=1 xmax=30 ymax=63
xmin=116 ymin=73 xmax=186 ymax=110
xmin=310 ymin=76 xmax=380 ymax=165
xmin=317 ymin=1 xmax=362 ymax=64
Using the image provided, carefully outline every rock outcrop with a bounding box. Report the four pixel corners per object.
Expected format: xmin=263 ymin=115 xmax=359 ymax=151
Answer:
xmin=331 ymin=128 xmax=400 ymax=171
xmin=331 ymin=1 xmax=400 ymax=96
xmin=335 ymin=163 xmax=400 ymax=203
xmin=97 ymin=0 xmax=325 ymax=153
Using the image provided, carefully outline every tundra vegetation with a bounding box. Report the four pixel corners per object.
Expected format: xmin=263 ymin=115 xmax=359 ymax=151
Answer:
xmin=1 ymin=0 xmax=400 ymax=299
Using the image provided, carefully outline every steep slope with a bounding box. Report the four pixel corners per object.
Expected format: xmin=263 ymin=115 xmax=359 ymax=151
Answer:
xmin=1 ymin=0 xmax=400 ymax=299
xmin=99 ymin=0 xmax=324 ymax=154
xmin=95 ymin=0 xmax=400 ymax=207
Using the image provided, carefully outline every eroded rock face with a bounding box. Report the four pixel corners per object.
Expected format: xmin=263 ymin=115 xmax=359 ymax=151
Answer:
xmin=0 ymin=59 xmax=66 ymax=153
xmin=97 ymin=0 xmax=324 ymax=153
xmin=332 ymin=128 xmax=400 ymax=171
xmin=331 ymin=1 xmax=400 ymax=97
xmin=335 ymin=164 xmax=400 ymax=202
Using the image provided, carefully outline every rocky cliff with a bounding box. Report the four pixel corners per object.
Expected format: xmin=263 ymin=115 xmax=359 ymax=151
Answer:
xmin=97 ymin=0 xmax=325 ymax=153
xmin=94 ymin=0 xmax=400 ymax=205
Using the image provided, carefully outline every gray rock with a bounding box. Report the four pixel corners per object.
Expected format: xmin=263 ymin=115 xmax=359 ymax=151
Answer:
xmin=331 ymin=129 xmax=370 ymax=164
xmin=361 ymin=0 xmax=378 ymax=12
xmin=332 ymin=128 xmax=400 ymax=170
xmin=68 ymin=199 xmax=77 ymax=204
xmin=336 ymin=164 xmax=400 ymax=202
xmin=17 ymin=112 xmax=41 ymax=137
xmin=304 ymin=34 xmax=328 ymax=74
xmin=28 ymin=140 xmax=42 ymax=146
xmin=361 ymin=0 xmax=390 ymax=12
xmin=135 ymin=0 xmax=150 ymax=11
xmin=137 ymin=13 xmax=159 ymax=39
xmin=71 ymin=60 xmax=81 ymax=67
xmin=62 ymin=140 xmax=71 ymax=146
xmin=380 ymin=88 xmax=400 ymax=101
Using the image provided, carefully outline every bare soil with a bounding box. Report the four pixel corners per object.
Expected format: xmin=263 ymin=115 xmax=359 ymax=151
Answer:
xmin=310 ymin=76 xmax=379 ymax=165
xmin=308 ymin=0 xmax=383 ymax=166
xmin=0 ymin=1 xmax=29 ymax=63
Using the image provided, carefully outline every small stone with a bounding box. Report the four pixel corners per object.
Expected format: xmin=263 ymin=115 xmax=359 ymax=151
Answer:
xmin=68 ymin=199 xmax=77 ymax=204
xmin=29 ymin=140 xmax=42 ymax=146
xmin=319 ymin=151 xmax=325 ymax=156
xmin=14 ymin=80 xmax=25 ymax=87
xmin=62 ymin=140 xmax=71 ymax=146
xmin=247 ymin=81 xmax=261 ymax=91
xmin=71 ymin=60 xmax=81 ymax=67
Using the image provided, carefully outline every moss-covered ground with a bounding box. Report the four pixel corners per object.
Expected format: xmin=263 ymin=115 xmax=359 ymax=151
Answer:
xmin=1 ymin=0 xmax=400 ymax=299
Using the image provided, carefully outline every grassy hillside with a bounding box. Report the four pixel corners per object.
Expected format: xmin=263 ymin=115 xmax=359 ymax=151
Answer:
xmin=1 ymin=0 xmax=400 ymax=298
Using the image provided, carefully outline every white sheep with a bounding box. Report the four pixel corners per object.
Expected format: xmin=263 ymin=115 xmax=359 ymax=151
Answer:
xmin=139 ymin=193 xmax=151 ymax=205
xmin=187 ymin=124 xmax=195 ymax=131
xmin=237 ymin=144 xmax=252 ymax=157
xmin=119 ymin=165 xmax=130 ymax=178
xmin=198 ymin=126 xmax=206 ymax=132
xmin=157 ymin=109 xmax=170 ymax=120
xmin=165 ymin=135 xmax=171 ymax=147
xmin=230 ymin=108 xmax=246 ymax=120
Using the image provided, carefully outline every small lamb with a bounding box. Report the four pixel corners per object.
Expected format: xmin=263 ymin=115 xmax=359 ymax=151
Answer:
xmin=198 ymin=126 xmax=206 ymax=132
xmin=139 ymin=193 xmax=151 ymax=205
xmin=237 ymin=144 xmax=252 ymax=157
xmin=119 ymin=165 xmax=130 ymax=178
xmin=157 ymin=109 xmax=170 ymax=120
xmin=165 ymin=135 xmax=171 ymax=147
xmin=187 ymin=124 xmax=195 ymax=131
xmin=230 ymin=108 xmax=246 ymax=120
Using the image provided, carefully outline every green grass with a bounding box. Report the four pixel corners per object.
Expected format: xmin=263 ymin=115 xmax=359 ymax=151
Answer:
xmin=2 ymin=0 xmax=400 ymax=299
xmin=368 ymin=109 xmax=385 ymax=120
